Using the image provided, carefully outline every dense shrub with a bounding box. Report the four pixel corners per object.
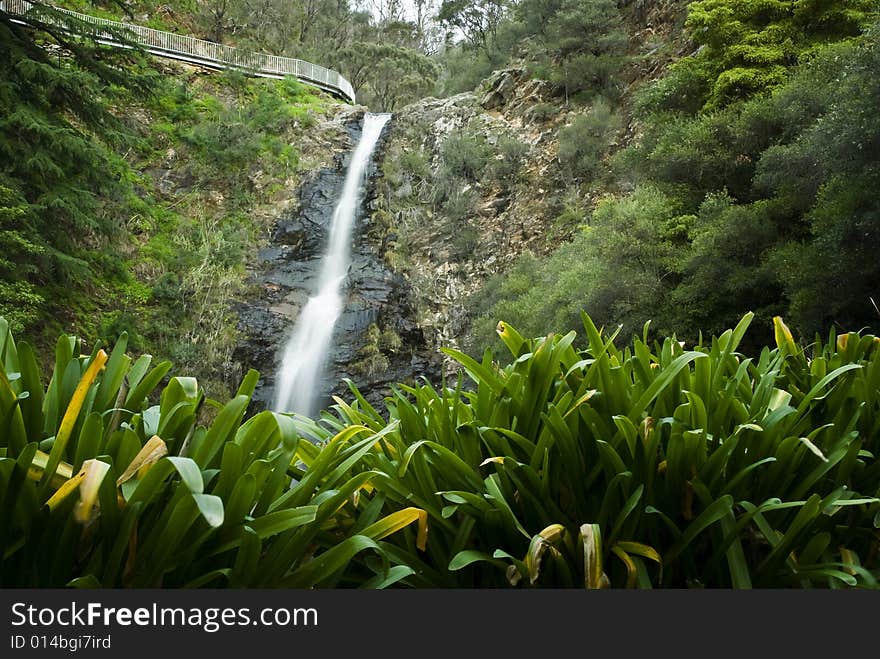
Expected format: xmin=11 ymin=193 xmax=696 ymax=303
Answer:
xmin=517 ymin=0 xmax=628 ymax=99
xmin=3 ymin=314 xmax=879 ymax=588
xmin=466 ymin=186 xmax=688 ymax=352
xmin=475 ymin=20 xmax=880 ymax=352
xmin=0 ymin=319 xmax=425 ymax=587
xmin=651 ymin=0 xmax=877 ymax=112
xmin=439 ymin=131 xmax=492 ymax=180
xmin=557 ymin=98 xmax=622 ymax=181
xmin=320 ymin=313 xmax=880 ymax=588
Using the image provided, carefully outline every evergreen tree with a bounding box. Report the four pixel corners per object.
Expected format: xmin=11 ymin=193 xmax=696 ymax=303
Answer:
xmin=0 ymin=3 xmax=153 ymax=333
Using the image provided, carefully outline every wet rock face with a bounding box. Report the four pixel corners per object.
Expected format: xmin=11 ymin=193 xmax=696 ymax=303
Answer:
xmin=234 ymin=115 xmax=440 ymax=416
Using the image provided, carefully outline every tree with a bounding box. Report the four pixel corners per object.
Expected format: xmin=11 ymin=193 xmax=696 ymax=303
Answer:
xmin=665 ymin=0 xmax=878 ymax=110
xmin=196 ymin=0 xmax=240 ymax=43
xmin=0 ymin=3 xmax=152 ymax=333
xmin=516 ymin=0 xmax=628 ymax=99
xmin=338 ymin=41 xmax=439 ymax=110
xmin=437 ymin=0 xmax=508 ymax=52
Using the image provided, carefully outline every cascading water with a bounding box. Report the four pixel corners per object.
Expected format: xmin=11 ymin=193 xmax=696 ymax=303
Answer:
xmin=272 ymin=112 xmax=391 ymax=416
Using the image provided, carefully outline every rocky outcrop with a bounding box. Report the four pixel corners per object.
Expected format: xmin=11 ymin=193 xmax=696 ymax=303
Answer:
xmin=480 ymin=69 xmax=552 ymax=119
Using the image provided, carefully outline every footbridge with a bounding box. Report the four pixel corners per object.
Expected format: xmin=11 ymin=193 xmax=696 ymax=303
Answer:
xmin=0 ymin=0 xmax=356 ymax=103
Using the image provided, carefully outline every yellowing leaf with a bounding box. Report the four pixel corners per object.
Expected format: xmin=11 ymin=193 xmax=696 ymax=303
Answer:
xmin=329 ymin=424 xmax=371 ymax=445
xmin=416 ymin=508 xmax=428 ymax=551
xmin=57 ymin=350 xmax=108 ymax=454
xmin=564 ymin=389 xmax=597 ymax=419
xmin=75 ymin=459 xmax=111 ymax=523
xmin=360 ymin=507 xmax=429 ymax=550
xmin=611 ymin=545 xmax=637 ymax=588
xmin=640 ymin=417 xmax=655 ymax=441
xmin=773 ymin=316 xmax=798 ymax=355
xmin=538 ymin=523 xmax=566 ymax=545
xmin=40 ymin=349 xmax=108 ymax=490
xmin=46 ymin=470 xmax=86 ymax=511
xmin=839 ymin=547 xmax=859 ymax=576
xmin=526 ymin=524 xmax=568 ymax=584
xmin=28 ymin=450 xmax=72 ymax=489
xmin=526 ymin=536 xmax=549 ymax=585
xmin=581 ymin=523 xmax=610 ymax=589
xmin=615 ymin=541 xmax=662 ymax=565
xmin=116 ymin=435 xmax=168 ymax=486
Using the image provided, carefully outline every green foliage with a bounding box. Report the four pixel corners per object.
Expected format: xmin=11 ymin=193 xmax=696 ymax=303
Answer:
xmin=1 ymin=3 xmax=327 ymax=393
xmin=0 ymin=184 xmax=44 ymax=334
xmin=0 ymin=320 xmax=424 ymax=587
xmin=487 ymin=134 xmax=529 ymax=183
xmin=481 ymin=21 xmax=880 ymax=351
xmin=670 ymin=194 xmax=782 ymax=340
xmin=437 ymin=0 xmax=627 ymax=100
xmin=4 ymin=313 xmax=880 ymax=588
xmin=439 ymin=43 xmax=510 ymax=96
xmin=438 ymin=0 xmax=509 ymax=52
xmin=154 ymin=77 xmax=313 ymax=191
xmin=352 ymin=323 xmax=403 ymax=377
xmin=649 ymin=0 xmax=878 ymax=112
xmin=516 ymin=0 xmax=628 ymax=99
xmin=311 ymin=313 xmax=880 ymax=588
xmin=339 ymin=41 xmax=440 ymax=111
xmin=440 ymin=131 xmax=492 ymax=179
xmin=0 ymin=9 xmax=156 ymax=340
xmin=651 ymin=29 xmax=880 ymax=337
xmin=557 ymin=98 xmax=622 ymax=181
xmin=467 ymin=186 xmax=689 ymax=351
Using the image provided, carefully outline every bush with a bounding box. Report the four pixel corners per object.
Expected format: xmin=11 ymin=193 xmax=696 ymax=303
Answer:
xmin=487 ymin=135 xmax=530 ymax=183
xmin=557 ymin=99 xmax=622 ymax=181
xmin=465 ymin=186 xmax=686 ymax=351
xmin=0 ymin=320 xmax=426 ymax=587
xmin=4 ymin=315 xmax=879 ymax=588
xmin=319 ymin=313 xmax=880 ymax=588
xmin=439 ymin=131 xmax=492 ymax=180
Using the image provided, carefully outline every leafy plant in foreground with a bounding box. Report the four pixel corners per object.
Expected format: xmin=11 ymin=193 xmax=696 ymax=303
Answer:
xmin=317 ymin=313 xmax=880 ymax=588
xmin=0 ymin=318 xmax=424 ymax=587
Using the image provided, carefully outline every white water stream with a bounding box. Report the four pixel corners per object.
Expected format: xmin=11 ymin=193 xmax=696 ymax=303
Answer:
xmin=273 ymin=112 xmax=391 ymax=416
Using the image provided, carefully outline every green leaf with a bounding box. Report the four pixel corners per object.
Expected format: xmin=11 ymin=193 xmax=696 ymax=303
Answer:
xmin=166 ymin=456 xmax=204 ymax=494
xmin=449 ymin=550 xmax=507 ymax=571
xmin=192 ymin=493 xmax=224 ymax=527
xmin=359 ymin=565 xmax=416 ymax=589
xmin=283 ymin=535 xmax=380 ymax=587
xmin=628 ymin=351 xmax=708 ymax=423
xmin=665 ymin=495 xmax=734 ymax=563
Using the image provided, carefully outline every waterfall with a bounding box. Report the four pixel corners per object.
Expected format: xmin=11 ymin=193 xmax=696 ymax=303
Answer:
xmin=272 ymin=112 xmax=391 ymax=417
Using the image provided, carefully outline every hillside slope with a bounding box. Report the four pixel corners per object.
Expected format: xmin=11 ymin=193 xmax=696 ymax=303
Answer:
xmin=365 ymin=0 xmax=691 ymax=372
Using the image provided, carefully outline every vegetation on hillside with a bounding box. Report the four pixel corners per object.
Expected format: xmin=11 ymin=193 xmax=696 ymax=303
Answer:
xmin=1 ymin=4 xmax=333 ymax=396
xmin=466 ymin=0 xmax=880 ymax=355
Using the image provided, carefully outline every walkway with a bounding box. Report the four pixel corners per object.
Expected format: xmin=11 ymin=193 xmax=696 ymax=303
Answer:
xmin=0 ymin=0 xmax=356 ymax=103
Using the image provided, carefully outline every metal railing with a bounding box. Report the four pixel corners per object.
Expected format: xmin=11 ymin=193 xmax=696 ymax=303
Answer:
xmin=0 ymin=0 xmax=355 ymax=103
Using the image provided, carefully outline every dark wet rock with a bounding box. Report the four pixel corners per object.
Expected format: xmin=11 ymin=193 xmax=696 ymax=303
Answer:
xmin=234 ymin=114 xmax=442 ymax=418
